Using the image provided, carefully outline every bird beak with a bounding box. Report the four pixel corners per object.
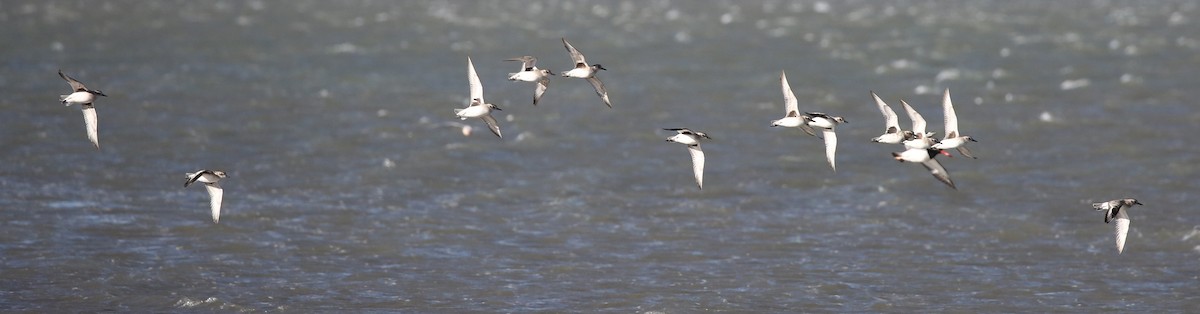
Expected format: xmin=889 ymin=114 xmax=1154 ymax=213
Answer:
xmin=547 ymin=70 xmax=556 ymax=75
xmin=1135 ymin=201 xmax=1144 ymax=205
xmin=969 ymin=137 xmax=979 ymax=142
xmin=597 ymin=65 xmax=608 ymax=71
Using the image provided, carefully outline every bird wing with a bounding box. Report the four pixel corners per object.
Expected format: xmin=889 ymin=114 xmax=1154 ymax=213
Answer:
xmin=467 ymin=57 xmax=484 ymax=102
xmin=206 ymin=183 xmax=224 ymax=223
xmin=1113 ymin=217 xmax=1129 ymax=254
xmin=185 ymin=171 xmax=206 ymax=187
xmin=941 ymin=89 xmax=959 ymax=138
xmin=480 ymin=114 xmax=502 ymax=139
xmin=59 ymin=70 xmax=87 ymax=92
xmin=872 ymin=91 xmax=900 ymax=132
xmin=781 ymin=71 xmax=798 ymax=115
xmin=687 ymin=145 xmax=704 ymax=190
xmin=585 ymin=77 xmax=612 ymax=108
xmin=822 ymin=129 xmax=837 ymax=171
xmin=955 ymin=146 xmax=976 ymax=159
xmin=920 ymin=158 xmax=956 ymax=189
xmin=901 ymin=100 xmax=927 ymax=137
xmin=534 ymin=78 xmax=549 ymax=106
xmin=562 ymin=38 xmax=588 ymax=66
xmin=81 ymin=104 xmax=99 ymax=149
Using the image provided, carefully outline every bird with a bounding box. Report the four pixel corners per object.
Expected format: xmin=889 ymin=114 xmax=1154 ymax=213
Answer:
xmin=454 ymin=57 xmax=502 ymax=139
xmin=58 ymin=70 xmax=108 ymax=149
xmin=804 ymin=112 xmax=848 ymax=171
xmin=664 ymin=128 xmax=710 ymax=190
xmin=891 ymin=148 xmax=956 ymax=189
xmin=1093 ymin=198 xmax=1143 ymax=254
xmin=770 ymin=70 xmax=818 ymax=137
xmin=930 ymin=89 xmax=978 ymax=158
xmin=560 ymin=38 xmax=611 ymax=108
xmin=504 ymin=56 xmax=554 ymax=106
xmin=869 ymin=91 xmax=910 ymax=144
xmin=185 ymin=170 xmax=228 ymax=223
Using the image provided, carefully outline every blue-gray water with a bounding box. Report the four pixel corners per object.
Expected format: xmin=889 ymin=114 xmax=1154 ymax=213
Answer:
xmin=2 ymin=0 xmax=1199 ymax=312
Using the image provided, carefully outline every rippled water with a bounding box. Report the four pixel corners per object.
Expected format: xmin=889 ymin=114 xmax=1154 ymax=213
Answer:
xmin=2 ymin=0 xmax=1199 ymax=312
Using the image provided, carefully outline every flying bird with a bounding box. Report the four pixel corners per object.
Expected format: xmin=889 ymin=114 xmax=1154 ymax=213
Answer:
xmin=930 ymin=89 xmax=978 ymax=158
xmin=58 ymin=70 xmax=108 ymax=149
xmin=1093 ymin=198 xmax=1144 ymax=254
xmin=185 ymin=170 xmax=228 ymax=223
xmin=505 ymin=56 xmax=554 ymax=106
xmin=804 ymin=112 xmax=848 ymax=171
xmin=664 ymin=128 xmax=710 ymax=190
xmin=869 ymin=91 xmax=910 ymax=144
xmin=454 ymin=57 xmax=502 ymax=138
xmin=560 ymin=38 xmax=611 ymax=108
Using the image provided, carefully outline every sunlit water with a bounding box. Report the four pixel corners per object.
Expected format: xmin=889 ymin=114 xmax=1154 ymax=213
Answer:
xmin=1 ymin=0 xmax=1199 ymax=311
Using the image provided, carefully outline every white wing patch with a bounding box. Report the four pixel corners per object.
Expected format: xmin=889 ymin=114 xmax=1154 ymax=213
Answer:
xmin=781 ymin=71 xmax=798 ymax=115
xmin=467 ymin=57 xmax=484 ymax=102
xmin=941 ymin=89 xmax=959 ymax=138
xmin=902 ymin=100 xmax=926 ymax=137
xmin=873 ymin=92 xmax=899 ymax=131
xmin=687 ymin=145 xmax=704 ymax=190
xmin=206 ymin=183 xmax=223 ymax=223
xmin=822 ymin=129 xmax=837 ymax=171
xmin=1114 ymin=217 xmax=1130 ymax=254
xmin=81 ymin=104 xmax=99 ymax=149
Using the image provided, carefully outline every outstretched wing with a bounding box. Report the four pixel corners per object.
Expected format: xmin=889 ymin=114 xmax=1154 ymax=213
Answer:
xmin=901 ymin=100 xmax=927 ymax=137
xmin=467 ymin=57 xmax=484 ymax=102
xmin=206 ymin=183 xmax=224 ymax=223
xmin=941 ymin=89 xmax=959 ymax=138
xmin=480 ymin=114 xmax=502 ymax=139
xmin=534 ymin=78 xmax=549 ymax=106
xmin=1113 ymin=217 xmax=1130 ymax=254
xmin=822 ymin=129 xmax=837 ymax=171
xmin=585 ymin=77 xmax=612 ymax=108
xmin=687 ymin=145 xmax=705 ymax=190
xmin=562 ymin=38 xmax=588 ymax=66
xmin=781 ymin=71 xmax=798 ymax=115
xmin=920 ymin=158 xmax=956 ymax=189
xmin=59 ymin=70 xmax=87 ymax=92
xmin=81 ymin=104 xmax=99 ymax=149
xmin=872 ymin=91 xmax=900 ymax=132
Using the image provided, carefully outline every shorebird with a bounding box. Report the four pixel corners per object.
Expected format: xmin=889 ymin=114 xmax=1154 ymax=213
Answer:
xmin=185 ymin=170 xmax=227 ymax=223
xmin=869 ymin=91 xmax=910 ymax=144
xmin=58 ymin=70 xmax=107 ymax=149
xmin=505 ymin=55 xmax=554 ymax=106
xmin=930 ymin=89 xmax=978 ymax=158
xmin=454 ymin=57 xmax=502 ymax=138
xmin=664 ymin=128 xmax=710 ymax=190
xmin=805 ymin=112 xmax=848 ymax=171
xmin=1093 ymin=198 xmax=1143 ymax=254
xmin=891 ymin=148 xmax=956 ymax=189
xmin=770 ymin=71 xmax=818 ymax=137
xmin=560 ymin=38 xmax=611 ymax=108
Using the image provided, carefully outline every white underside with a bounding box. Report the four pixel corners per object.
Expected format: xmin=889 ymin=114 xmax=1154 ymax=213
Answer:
xmin=873 ymin=133 xmax=904 ymax=144
xmin=563 ymin=68 xmax=593 ymax=78
xmin=772 ymin=117 xmax=804 ymax=127
xmin=62 ymin=92 xmax=93 ymax=106
xmin=455 ymin=105 xmax=490 ymax=119
xmin=895 ymin=148 xmax=931 ymax=163
xmin=932 ymin=137 xmax=968 ymax=149
xmin=509 ymin=71 xmax=543 ymax=82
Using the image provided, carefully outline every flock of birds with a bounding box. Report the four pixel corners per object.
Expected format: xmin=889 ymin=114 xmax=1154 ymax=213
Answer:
xmin=54 ymin=37 xmax=1142 ymax=254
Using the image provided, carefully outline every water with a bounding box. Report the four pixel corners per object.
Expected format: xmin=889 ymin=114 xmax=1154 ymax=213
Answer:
xmin=1 ymin=0 xmax=1199 ymax=311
